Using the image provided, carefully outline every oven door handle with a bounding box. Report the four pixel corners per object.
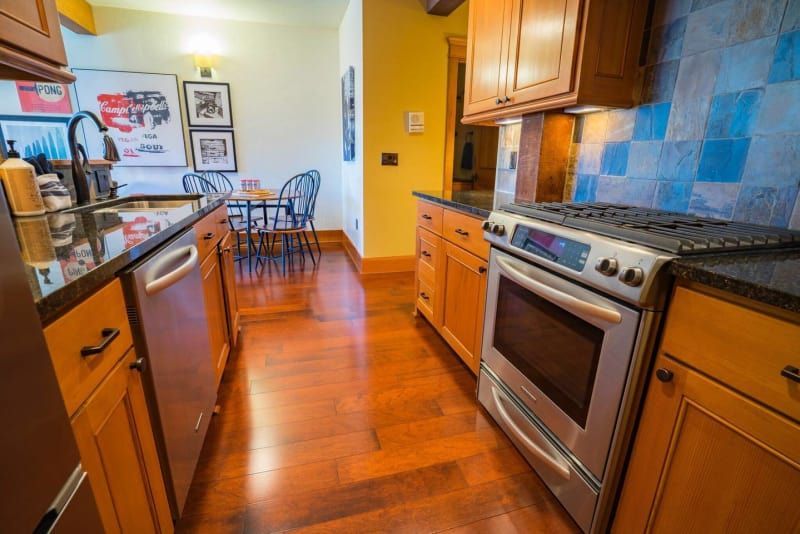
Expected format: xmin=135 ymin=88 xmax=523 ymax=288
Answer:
xmin=496 ymin=256 xmax=622 ymax=324
xmin=491 ymin=386 xmax=571 ymax=480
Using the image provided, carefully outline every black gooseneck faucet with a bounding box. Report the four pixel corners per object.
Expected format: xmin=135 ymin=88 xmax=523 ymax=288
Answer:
xmin=67 ymin=110 xmax=121 ymax=205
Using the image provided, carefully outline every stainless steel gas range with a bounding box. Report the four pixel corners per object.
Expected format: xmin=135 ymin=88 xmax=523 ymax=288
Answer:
xmin=476 ymin=202 xmax=800 ymax=533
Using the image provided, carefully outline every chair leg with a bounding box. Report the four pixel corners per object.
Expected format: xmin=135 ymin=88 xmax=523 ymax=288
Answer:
xmin=281 ymin=234 xmax=287 ymax=275
xmin=310 ymin=220 xmax=322 ymax=257
xmin=302 ymin=231 xmax=316 ymax=265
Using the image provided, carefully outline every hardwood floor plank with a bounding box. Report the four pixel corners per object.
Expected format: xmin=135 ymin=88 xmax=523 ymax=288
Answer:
xmin=456 ymin=446 xmax=533 ymax=486
xmin=375 ymin=412 xmax=495 ymax=449
xmin=438 ymin=500 xmax=580 ymax=533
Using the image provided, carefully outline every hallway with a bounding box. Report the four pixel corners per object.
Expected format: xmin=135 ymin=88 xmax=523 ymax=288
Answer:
xmin=177 ymin=248 xmax=578 ymax=533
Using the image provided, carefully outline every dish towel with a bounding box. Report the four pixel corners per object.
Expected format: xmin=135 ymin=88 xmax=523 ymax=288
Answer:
xmin=37 ymin=174 xmax=72 ymax=212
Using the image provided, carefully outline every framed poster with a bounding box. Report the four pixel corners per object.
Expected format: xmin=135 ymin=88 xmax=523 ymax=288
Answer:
xmin=341 ymin=66 xmax=355 ymax=162
xmin=73 ymin=69 xmax=187 ymax=167
xmin=15 ymin=82 xmax=73 ymax=114
xmin=183 ymin=81 xmax=233 ymax=128
xmin=189 ymin=129 xmax=237 ymax=172
xmin=0 ymin=115 xmax=70 ymax=160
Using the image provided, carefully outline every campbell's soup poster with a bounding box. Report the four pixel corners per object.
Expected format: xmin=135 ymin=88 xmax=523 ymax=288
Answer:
xmin=16 ymin=82 xmax=73 ymax=114
xmin=72 ymin=69 xmax=188 ymax=167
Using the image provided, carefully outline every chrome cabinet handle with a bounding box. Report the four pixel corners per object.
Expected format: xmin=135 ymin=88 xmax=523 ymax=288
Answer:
xmin=491 ymin=386 xmax=571 ymax=480
xmin=421 ymin=214 xmax=432 ymax=220
xmin=80 ymin=328 xmax=120 ymax=357
xmin=495 ymin=97 xmax=503 ymax=105
xmin=495 ymin=255 xmax=622 ymax=324
xmin=781 ymin=365 xmax=800 ymax=383
xmin=454 ymin=228 xmax=469 ymax=236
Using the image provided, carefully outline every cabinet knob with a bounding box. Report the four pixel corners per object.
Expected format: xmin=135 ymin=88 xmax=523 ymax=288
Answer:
xmin=655 ymin=368 xmax=673 ymax=383
xmin=421 ymin=250 xmax=431 ymax=258
xmin=495 ymin=97 xmax=503 ymax=105
xmin=479 ymin=266 xmax=487 ymax=274
xmin=130 ymin=357 xmax=147 ymax=373
xmin=421 ymin=214 xmax=432 ymax=220
xmin=504 ymin=96 xmax=511 ymax=103
xmin=203 ymin=232 xmax=215 ymax=240
xmin=420 ymin=292 xmax=430 ymax=301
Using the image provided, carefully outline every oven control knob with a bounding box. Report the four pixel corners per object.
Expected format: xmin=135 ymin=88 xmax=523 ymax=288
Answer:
xmin=481 ymin=220 xmax=493 ymax=231
xmin=491 ymin=224 xmax=506 ymax=236
xmin=619 ymin=267 xmax=645 ymax=287
xmin=594 ymin=257 xmax=618 ymax=276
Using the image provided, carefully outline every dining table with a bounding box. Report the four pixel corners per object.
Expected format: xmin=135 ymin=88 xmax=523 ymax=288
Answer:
xmin=226 ymin=190 xmax=298 ymax=272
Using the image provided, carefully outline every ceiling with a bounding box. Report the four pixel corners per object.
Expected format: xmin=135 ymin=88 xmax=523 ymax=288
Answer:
xmin=88 ymin=0 xmax=350 ymax=28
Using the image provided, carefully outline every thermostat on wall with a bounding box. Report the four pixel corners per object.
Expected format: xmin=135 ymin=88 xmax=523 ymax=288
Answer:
xmin=405 ymin=111 xmax=424 ymax=134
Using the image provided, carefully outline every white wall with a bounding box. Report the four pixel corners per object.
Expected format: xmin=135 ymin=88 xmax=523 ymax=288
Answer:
xmin=1 ymin=7 xmax=343 ymax=230
xmin=337 ymin=0 xmax=364 ymax=253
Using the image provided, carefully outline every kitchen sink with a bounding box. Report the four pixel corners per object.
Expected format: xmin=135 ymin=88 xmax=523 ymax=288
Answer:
xmin=65 ymin=195 xmax=204 ymax=214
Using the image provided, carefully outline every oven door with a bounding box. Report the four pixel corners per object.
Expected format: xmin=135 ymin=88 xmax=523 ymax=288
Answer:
xmin=481 ymin=248 xmax=641 ymax=480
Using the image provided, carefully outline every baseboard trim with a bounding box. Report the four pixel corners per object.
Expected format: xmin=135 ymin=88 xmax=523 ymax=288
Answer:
xmin=341 ymin=233 xmax=415 ymax=274
xmin=342 ymin=232 xmax=363 ymax=272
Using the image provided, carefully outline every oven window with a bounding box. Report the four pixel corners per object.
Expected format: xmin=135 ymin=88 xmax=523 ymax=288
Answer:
xmin=493 ymin=276 xmax=604 ymax=428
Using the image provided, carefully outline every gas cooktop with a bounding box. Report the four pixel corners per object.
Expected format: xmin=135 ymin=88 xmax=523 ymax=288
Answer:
xmin=502 ymin=202 xmax=800 ymax=255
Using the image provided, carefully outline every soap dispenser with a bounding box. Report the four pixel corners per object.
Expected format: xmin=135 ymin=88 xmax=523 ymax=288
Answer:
xmin=0 ymin=140 xmax=45 ymax=216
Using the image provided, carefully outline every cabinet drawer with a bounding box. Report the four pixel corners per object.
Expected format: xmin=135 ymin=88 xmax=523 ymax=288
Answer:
xmin=195 ymin=205 xmax=227 ymax=260
xmin=417 ymin=201 xmax=443 ymax=234
xmin=44 ymin=280 xmax=134 ymax=416
xmin=443 ymin=209 xmax=490 ymax=260
xmin=417 ymin=227 xmax=441 ymax=269
xmin=417 ymin=279 xmax=437 ymax=323
xmin=661 ymin=286 xmax=800 ymax=421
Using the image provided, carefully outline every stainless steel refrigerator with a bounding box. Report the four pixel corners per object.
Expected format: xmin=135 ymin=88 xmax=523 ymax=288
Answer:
xmin=0 ymin=186 xmax=104 ymax=533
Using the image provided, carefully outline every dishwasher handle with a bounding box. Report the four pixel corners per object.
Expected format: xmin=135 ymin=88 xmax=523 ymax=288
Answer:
xmin=145 ymin=245 xmax=199 ymax=296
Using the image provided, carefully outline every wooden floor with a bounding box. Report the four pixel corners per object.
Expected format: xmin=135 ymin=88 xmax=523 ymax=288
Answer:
xmin=177 ymin=246 xmax=579 ymax=533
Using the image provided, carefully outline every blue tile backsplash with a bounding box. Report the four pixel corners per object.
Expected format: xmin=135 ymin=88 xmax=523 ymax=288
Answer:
xmin=566 ymin=0 xmax=800 ymax=229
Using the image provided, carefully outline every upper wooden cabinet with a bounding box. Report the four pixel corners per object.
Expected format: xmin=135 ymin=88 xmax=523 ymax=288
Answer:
xmin=463 ymin=0 xmax=648 ymax=123
xmin=0 ymin=0 xmax=75 ymax=83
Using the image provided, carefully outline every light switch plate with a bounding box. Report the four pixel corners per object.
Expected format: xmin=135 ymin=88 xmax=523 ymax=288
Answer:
xmin=381 ymin=153 xmax=398 ymax=166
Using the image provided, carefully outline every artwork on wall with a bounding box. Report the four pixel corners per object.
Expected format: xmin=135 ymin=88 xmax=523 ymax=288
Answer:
xmin=0 ymin=115 xmax=70 ymax=160
xmin=72 ymin=69 xmax=187 ymax=167
xmin=341 ymin=66 xmax=355 ymax=162
xmin=15 ymin=82 xmax=73 ymax=114
xmin=183 ymin=81 xmax=233 ymax=128
xmin=189 ymin=129 xmax=237 ymax=172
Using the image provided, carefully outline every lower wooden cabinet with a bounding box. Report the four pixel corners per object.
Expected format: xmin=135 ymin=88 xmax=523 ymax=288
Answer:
xmin=71 ymin=350 xmax=173 ymax=534
xmin=200 ymin=247 xmax=230 ymax=388
xmin=219 ymin=232 xmax=240 ymax=348
xmin=439 ymin=242 xmax=488 ymax=374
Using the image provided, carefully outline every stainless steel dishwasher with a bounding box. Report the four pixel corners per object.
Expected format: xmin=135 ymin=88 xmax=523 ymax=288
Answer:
xmin=121 ymin=227 xmax=216 ymax=518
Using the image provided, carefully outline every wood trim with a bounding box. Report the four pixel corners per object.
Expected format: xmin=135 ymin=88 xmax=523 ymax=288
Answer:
xmin=342 ymin=231 xmax=362 ymax=273
xmin=56 ymin=0 xmax=97 ymax=35
xmin=443 ymin=36 xmax=468 ymax=191
xmin=0 ymin=43 xmax=75 ymax=83
xmin=50 ymin=159 xmax=113 ymax=167
xmin=462 ymin=91 xmax=579 ymax=124
xmin=361 ymin=255 xmax=416 ymax=275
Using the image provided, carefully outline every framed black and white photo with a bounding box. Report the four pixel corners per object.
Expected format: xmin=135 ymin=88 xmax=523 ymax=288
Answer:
xmin=341 ymin=66 xmax=355 ymax=162
xmin=190 ymin=129 xmax=237 ymax=172
xmin=183 ymin=81 xmax=233 ymax=128
xmin=73 ymin=69 xmax=188 ymax=167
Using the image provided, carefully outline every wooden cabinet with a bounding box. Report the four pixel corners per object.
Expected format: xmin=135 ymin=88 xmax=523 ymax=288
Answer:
xmin=414 ymin=199 xmax=488 ymax=375
xmin=614 ymin=285 xmax=800 ymax=532
xmin=463 ymin=0 xmax=648 ymax=123
xmin=200 ymin=247 xmax=230 ymax=388
xmin=439 ymin=242 xmax=487 ymax=374
xmin=0 ymin=0 xmax=75 ymax=83
xmin=72 ymin=350 xmax=173 ymax=534
xmin=219 ymin=231 xmax=240 ymax=348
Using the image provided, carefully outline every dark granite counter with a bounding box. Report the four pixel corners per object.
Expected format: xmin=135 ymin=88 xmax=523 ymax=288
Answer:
xmin=413 ymin=190 xmax=494 ymax=218
xmin=671 ymin=250 xmax=800 ymax=314
xmin=14 ymin=193 xmax=228 ymax=324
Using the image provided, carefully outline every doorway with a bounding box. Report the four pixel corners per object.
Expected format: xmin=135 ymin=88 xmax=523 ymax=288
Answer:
xmin=443 ymin=37 xmax=499 ymax=192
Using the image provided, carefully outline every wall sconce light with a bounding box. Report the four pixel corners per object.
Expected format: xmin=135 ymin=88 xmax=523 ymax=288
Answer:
xmin=194 ymin=53 xmax=216 ymax=78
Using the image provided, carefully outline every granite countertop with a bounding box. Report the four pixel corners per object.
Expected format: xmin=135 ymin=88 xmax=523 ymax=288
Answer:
xmin=14 ymin=193 xmax=228 ymax=324
xmin=413 ymin=190 xmax=494 ymax=218
xmin=671 ymin=250 xmax=800 ymax=314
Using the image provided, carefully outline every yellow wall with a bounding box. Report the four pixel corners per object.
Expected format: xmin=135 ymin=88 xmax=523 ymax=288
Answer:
xmin=362 ymin=0 xmax=468 ymax=258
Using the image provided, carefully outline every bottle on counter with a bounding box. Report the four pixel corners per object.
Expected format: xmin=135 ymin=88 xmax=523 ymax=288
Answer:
xmin=0 ymin=140 xmax=46 ymax=217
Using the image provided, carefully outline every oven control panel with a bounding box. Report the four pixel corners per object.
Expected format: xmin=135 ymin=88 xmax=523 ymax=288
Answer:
xmin=510 ymin=225 xmax=590 ymax=272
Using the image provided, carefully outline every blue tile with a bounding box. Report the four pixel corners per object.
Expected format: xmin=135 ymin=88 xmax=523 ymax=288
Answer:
xmin=641 ymin=61 xmax=679 ymax=103
xmin=772 ymin=186 xmax=800 ymax=226
xmin=769 ymin=30 xmax=800 ymax=83
xmin=743 ymin=133 xmax=800 ymax=187
xmin=682 ymin=0 xmax=733 ymax=55
xmin=689 ymin=182 xmax=740 ymax=219
xmin=654 ymin=181 xmax=693 ymax=212
xmin=658 ymin=141 xmax=701 ymax=181
xmin=648 ymin=16 xmax=687 ymax=64
xmin=596 ymin=176 xmax=657 ymax=207
xmin=628 ymin=141 xmax=663 ymax=179
xmin=633 ymin=104 xmax=671 ymax=141
xmin=601 ymin=142 xmax=630 ymax=176
xmin=755 ymin=80 xmax=800 ymax=134
xmin=697 ymin=138 xmax=751 ymax=182
xmin=716 ymin=36 xmax=777 ymax=93
xmin=573 ymin=174 xmax=598 ymax=202
xmin=733 ymin=186 xmax=777 ymax=224
xmin=728 ymin=0 xmax=786 ymax=45
xmin=706 ymin=90 xmax=763 ymax=138
xmin=785 ymin=0 xmax=800 ymax=32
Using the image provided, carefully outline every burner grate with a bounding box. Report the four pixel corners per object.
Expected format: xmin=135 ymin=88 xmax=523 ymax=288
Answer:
xmin=503 ymin=202 xmax=800 ymax=254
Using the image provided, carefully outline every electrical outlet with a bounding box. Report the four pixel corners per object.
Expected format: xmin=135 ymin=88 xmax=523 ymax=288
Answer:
xmin=355 ymin=218 xmax=359 ymax=230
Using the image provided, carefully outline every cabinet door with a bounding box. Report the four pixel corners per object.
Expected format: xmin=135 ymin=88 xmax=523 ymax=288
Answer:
xmin=440 ymin=242 xmax=488 ymax=374
xmin=464 ymin=0 xmax=513 ymax=116
xmin=201 ymin=250 xmax=230 ymax=388
xmin=614 ymin=355 xmax=800 ymax=533
xmin=0 ymin=0 xmax=67 ymax=65
xmin=219 ymin=232 xmax=240 ymax=348
xmin=71 ymin=350 xmax=173 ymax=534
xmin=504 ymin=0 xmax=581 ymax=105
